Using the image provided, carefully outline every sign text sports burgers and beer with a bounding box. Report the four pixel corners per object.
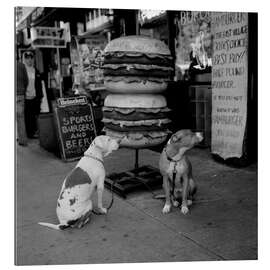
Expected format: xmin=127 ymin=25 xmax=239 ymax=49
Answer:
xmin=211 ymin=12 xmax=248 ymax=159
xmin=54 ymin=96 xmax=97 ymax=161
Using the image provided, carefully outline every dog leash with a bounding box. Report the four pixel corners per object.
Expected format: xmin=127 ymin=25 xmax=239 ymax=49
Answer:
xmin=83 ymin=153 xmax=115 ymax=215
xmin=92 ymin=179 xmax=116 ymax=216
xmin=163 ymin=147 xmax=182 ymax=201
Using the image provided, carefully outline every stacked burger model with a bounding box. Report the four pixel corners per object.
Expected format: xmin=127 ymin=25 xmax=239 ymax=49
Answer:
xmin=102 ymin=35 xmax=173 ymax=148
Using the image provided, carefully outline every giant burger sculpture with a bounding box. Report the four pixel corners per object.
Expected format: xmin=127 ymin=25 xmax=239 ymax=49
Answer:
xmin=102 ymin=35 xmax=173 ymax=148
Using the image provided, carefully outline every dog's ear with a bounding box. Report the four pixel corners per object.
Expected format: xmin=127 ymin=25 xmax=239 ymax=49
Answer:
xmin=93 ymin=136 xmax=103 ymax=149
xmin=93 ymin=136 xmax=113 ymax=156
xmin=84 ymin=136 xmax=103 ymax=155
xmin=166 ymin=129 xmax=196 ymax=158
xmin=171 ymin=129 xmax=192 ymax=143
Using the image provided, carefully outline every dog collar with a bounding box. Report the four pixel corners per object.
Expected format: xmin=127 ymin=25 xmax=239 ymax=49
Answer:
xmin=84 ymin=153 xmax=104 ymax=165
xmin=164 ymin=146 xmax=182 ymax=163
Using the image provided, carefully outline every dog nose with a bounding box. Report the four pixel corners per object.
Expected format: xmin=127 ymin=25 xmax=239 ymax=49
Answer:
xmin=116 ymin=138 xmax=122 ymax=144
xmin=195 ymin=132 xmax=204 ymax=141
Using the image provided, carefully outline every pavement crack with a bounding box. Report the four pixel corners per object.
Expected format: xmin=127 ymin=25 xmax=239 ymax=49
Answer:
xmin=124 ymin=199 xmax=227 ymax=261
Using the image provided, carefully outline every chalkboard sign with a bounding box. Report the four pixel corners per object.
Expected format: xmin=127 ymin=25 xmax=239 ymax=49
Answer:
xmin=53 ymin=96 xmax=97 ymax=161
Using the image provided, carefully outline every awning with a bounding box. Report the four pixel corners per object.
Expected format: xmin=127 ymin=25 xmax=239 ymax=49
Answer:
xmin=16 ymin=7 xmax=44 ymax=31
xmin=31 ymin=7 xmax=87 ymax=27
xmin=30 ymin=8 xmax=57 ymax=27
xmin=77 ymin=21 xmax=113 ymax=40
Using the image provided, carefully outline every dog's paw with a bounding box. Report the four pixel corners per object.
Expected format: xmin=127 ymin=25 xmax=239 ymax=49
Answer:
xmin=172 ymin=200 xmax=180 ymax=207
xmin=187 ymin=200 xmax=193 ymax=206
xmin=181 ymin=205 xmax=189 ymax=215
xmin=98 ymin=207 xmax=107 ymax=214
xmin=162 ymin=204 xmax=171 ymax=214
xmin=84 ymin=217 xmax=90 ymax=225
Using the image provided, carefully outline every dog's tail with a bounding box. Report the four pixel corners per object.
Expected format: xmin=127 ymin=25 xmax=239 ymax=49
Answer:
xmin=38 ymin=222 xmax=70 ymax=230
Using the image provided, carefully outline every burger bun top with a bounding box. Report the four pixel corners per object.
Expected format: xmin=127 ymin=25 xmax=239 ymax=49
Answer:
xmin=104 ymin=35 xmax=171 ymax=56
xmin=104 ymin=94 xmax=167 ymax=108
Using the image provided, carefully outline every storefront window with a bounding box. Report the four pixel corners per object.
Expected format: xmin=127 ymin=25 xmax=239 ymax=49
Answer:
xmin=174 ymin=11 xmax=212 ymax=81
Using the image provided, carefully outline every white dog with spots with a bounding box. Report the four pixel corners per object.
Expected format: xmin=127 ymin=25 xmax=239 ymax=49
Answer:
xmin=38 ymin=135 xmax=120 ymax=230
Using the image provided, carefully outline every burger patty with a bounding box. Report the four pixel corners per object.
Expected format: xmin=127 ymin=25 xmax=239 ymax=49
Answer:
xmin=103 ymin=67 xmax=173 ymax=78
xmin=103 ymin=110 xmax=169 ymax=121
xmin=104 ymin=76 xmax=169 ymax=83
xmin=104 ymin=122 xmax=170 ymax=132
xmin=104 ymin=52 xmax=173 ymax=67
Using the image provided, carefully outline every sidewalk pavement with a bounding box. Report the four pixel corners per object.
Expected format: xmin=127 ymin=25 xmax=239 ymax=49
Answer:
xmin=15 ymin=139 xmax=257 ymax=265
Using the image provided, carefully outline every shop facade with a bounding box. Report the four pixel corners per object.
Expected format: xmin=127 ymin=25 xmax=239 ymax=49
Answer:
xmin=174 ymin=11 xmax=257 ymax=165
xmin=16 ymin=8 xmax=257 ymax=165
xmin=138 ymin=10 xmax=257 ymax=165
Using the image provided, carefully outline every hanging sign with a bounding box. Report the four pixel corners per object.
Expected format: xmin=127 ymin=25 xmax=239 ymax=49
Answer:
xmin=70 ymin=35 xmax=107 ymax=90
xmin=211 ymin=12 xmax=248 ymax=159
xmin=31 ymin=26 xmax=68 ymax=48
xmin=79 ymin=35 xmax=107 ymax=90
xmin=70 ymin=36 xmax=83 ymax=86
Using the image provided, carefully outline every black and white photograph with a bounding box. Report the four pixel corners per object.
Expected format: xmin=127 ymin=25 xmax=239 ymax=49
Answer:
xmin=9 ymin=0 xmax=265 ymax=268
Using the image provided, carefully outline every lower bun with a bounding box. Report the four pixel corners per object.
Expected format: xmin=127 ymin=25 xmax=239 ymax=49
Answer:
xmin=104 ymin=128 xmax=170 ymax=149
xmin=104 ymin=93 xmax=167 ymax=108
